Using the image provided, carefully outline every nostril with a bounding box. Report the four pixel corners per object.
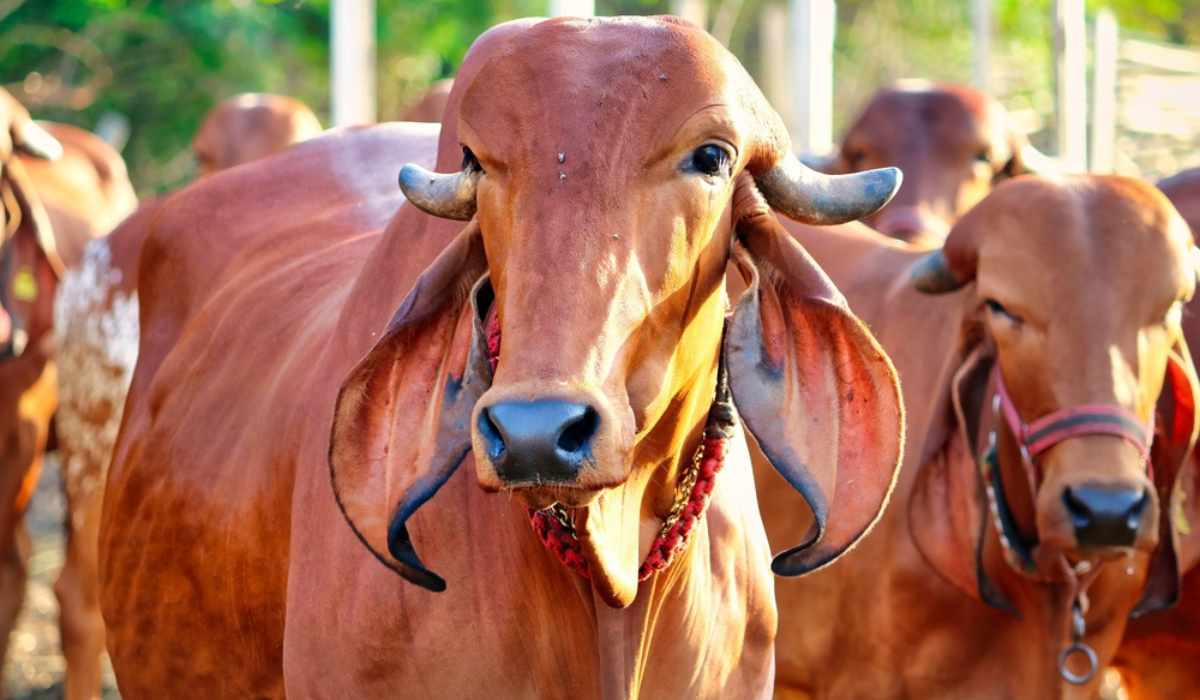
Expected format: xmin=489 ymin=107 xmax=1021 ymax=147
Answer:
xmin=1063 ymin=487 xmax=1093 ymax=529
xmin=1127 ymin=490 xmax=1150 ymax=531
xmin=478 ymin=408 xmax=507 ymax=461
xmin=557 ymin=406 xmax=599 ymax=454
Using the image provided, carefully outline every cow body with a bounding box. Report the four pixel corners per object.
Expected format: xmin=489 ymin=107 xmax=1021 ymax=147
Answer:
xmin=1111 ymin=167 xmax=1200 ymax=700
xmin=762 ymin=175 xmax=1196 ymax=699
xmin=101 ymin=17 xmax=905 ymax=699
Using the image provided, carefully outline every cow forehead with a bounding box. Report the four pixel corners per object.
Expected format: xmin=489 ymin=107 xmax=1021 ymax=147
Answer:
xmin=459 ymin=18 xmax=749 ymax=162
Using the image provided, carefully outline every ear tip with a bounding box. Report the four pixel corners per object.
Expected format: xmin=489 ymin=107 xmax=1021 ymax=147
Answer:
xmin=388 ymin=522 xmax=448 ymax=592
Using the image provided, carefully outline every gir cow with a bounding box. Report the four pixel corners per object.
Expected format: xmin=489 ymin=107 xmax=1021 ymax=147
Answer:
xmin=759 ymin=174 xmax=1199 ymax=698
xmin=191 ymin=93 xmax=322 ymax=176
xmin=53 ymin=92 xmax=322 ymax=700
xmin=1110 ymin=166 xmax=1200 ymax=700
xmin=812 ymin=81 xmax=1055 ymax=245
xmin=99 ymin=17 xmax=905 ymax=700
xmin=0 ymin=90 xmax=136 ymax=697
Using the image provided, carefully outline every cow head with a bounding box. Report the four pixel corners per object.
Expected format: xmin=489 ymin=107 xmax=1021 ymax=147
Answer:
xmin=911 ymin=175 xmax=1199 ymax=614
xmin=192 ymin=93 xmax=322 ymax=176
xmin=0 ymin=88 xmax=63 ymax=360
xmin=822 ymin=82 xmax=1043 ymax=245
xmin=329 ymin=17 xmax=905 ymax=607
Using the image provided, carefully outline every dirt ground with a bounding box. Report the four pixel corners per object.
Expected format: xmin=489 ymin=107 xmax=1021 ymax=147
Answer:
xmin=0 ymin=455 xmax=1132 ymax=700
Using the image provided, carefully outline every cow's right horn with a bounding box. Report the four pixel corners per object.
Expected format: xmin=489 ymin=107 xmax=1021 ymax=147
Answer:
xmin=911 ymin=249 xmax=971 ymax=294
xmin=399 ymin=163 xmax=480 ymax=221
xmin=755 ymin=153 xmax=901 ymax=226
xmin=14 ymin=121 xmax=62 ymax=161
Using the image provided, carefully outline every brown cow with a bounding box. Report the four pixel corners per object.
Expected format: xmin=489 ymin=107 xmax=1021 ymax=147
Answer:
xmin=815 ymin=81 xmax=1051 ymax=245
xmin=191 ymin=93 xmax=322 ymax=176
xmin=99 ymin=17 xmax=904 ymax=699
xmin=0 ymin=91 xmax=136 ymax=700
xmin=52 ymin=92 xmax=321 ymax=700
xmin=400 ymin=78 xmax=454 ymax=123
xmin=1110 ymin=167 xmax=1200 ymax=699
xmin=759 ymin=174 xmax=1197 ymax=698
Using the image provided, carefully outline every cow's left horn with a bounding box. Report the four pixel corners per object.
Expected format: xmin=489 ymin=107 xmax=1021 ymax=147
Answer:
xmin=911 ymin=249 xmax=971 ymax=294
xmin=14 ymin=121 xmax=62 ymax=161
xmin=399 ymin=163 xmax=480 ymax=221
xmin=755 ymin=153 xmax=901 ymax=226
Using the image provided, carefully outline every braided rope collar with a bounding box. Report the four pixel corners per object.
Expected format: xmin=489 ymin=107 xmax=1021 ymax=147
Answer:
xmin=486 ymin=313 xmax=735 ymax=581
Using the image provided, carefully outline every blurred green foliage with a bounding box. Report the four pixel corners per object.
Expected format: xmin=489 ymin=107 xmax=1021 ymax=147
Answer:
xmin=0 ymin=0 xmax=1194 ymax=196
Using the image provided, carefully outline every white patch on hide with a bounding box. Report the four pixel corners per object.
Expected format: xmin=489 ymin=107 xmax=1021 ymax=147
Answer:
xmin=53 ymin=238 xmax=139 ymax=525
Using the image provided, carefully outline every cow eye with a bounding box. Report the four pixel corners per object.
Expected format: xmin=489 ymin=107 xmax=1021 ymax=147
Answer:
xmin=984 ymin=298 xmax=1022 ymax=324
xmin=692 ymin=144 xmax=732 ymax=177
xmin=974 ymin=151 xmax=991 ymax=164
xmin=462 ymin=147 xmax=482 ymax=173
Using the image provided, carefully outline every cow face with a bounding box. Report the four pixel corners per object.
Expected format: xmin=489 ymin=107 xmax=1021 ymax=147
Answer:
xmin=831 ymin=82 xmax=1029 ymax=244
xmin=0 ymin=89 xmax=63 ymax=359
xmin=331 ymin=17 xmax=904 ymax=607
xmin=913 ymin=175 xmax=1196 ymax=563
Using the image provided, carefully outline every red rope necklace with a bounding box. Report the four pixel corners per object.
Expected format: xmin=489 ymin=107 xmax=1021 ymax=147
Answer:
xmin=486 ymin=313 xmax=733 ymax=581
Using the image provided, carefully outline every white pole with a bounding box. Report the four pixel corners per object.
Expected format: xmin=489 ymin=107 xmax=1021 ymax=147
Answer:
xmin=789 ymin=0 xmax=836 ymax=155
xmin=549 ymin=0 xmax=595 ymax=16
xmin=760 ymin=3 xmax=791 ymax=127
xmin=331 ymin=0 xmax=375 ymax=127
xmin=671 ymin=0 xmax=708 ymax=28
xmin=1054 ymin=0 xmax=1087 ymax=171
xmin=1090 ymin=9 xmax=1118 ymax=173
xmin=972 ymin=0 xmax=992 ymax=91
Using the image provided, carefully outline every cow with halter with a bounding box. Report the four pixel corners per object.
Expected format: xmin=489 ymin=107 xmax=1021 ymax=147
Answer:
xmin=758 ymin=174 xmax=1198 ymax=698
xmin=1110 ymin=166 xmax=1200 ymax=700
xmin=52 ymin=92 xmax=321 ymax=700
xmin=99 ymin=17 xmax=904 ymax=699
xmin=0 ymin=88 xmax=137 ymax=699
xmin=809 ymin=81 xmax=1058 ymax=245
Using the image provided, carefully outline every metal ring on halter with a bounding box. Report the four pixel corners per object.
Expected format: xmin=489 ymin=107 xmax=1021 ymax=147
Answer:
xmin=1058 ymin=643 xmax=1098 ymax=685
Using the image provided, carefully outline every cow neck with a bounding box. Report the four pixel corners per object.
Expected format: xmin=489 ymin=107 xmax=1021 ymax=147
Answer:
xmin=485 ymin=310 xmax=736 ymax=582
xmin=971 ymin=360 xmax=1155 ymax=685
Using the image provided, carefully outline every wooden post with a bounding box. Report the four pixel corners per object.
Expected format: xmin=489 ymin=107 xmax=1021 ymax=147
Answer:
xmin=671 ymin=0 xmax=708 ymax=28
xmin=789 ymin=0 xmax=836 ymax=155
xmin=549 ymin=0 xmax=594 ymax=16
xmin=1090 ymin=9 xmax=1118 ymax=173
xmin=1054 ymin=0 xmax=1087 ymax=171
xmin=331 ymin=0 xmax=376 ymax=127
xmin=760 ymin=3 xmax=791 ymax=126
xmin=972 ymin=0 xmax=992 ymax=91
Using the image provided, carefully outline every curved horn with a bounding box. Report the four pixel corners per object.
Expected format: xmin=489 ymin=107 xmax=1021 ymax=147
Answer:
xmin=1018 ymin=144 xmax=1068 ymax=176
xmin=755 ymin=153 xmax=901 ymax=226
xmin=911 ymin=249 xmax=970 ymax=294
xmin=14 ymin=121 xmax=62 ymax=161
xmin=398 ymin=163 xmax=480 ymax=221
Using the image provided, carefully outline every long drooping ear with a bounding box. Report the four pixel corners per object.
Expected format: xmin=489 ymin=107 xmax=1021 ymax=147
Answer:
xmin=329 ymin=222 xmax=490 ymax=592
xmin=0 ymin=156 xmax=61 ymax=358
xmin=1132 ymin=340 xmax=1200 ymax=617
xmin=910 ymin=344 xmax=992 ymax=602
xmin=726 ymin=175 xmax=904 ymax=576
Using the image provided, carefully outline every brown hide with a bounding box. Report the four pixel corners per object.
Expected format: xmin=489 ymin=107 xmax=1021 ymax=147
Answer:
xmin=1112 ymin=167 xmax=1200 ymax=699
xmin=192 ymin=93 xmax=322 ymax=176
xmin=400 ymin=79 xmax=454 ymax=123
xmin=762 ymin=175 xmax=1197 ymax=699
xmin=101 ymin=16 xmax=902 ymax=700
xmin=825 ymin=82 xmax=1031 ymax=245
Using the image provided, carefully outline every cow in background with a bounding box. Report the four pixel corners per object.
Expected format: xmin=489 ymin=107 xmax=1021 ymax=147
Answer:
xmin=52 ymin=92 xmax=320 ymax=700
xmin=761 ymin=175 xmax=1198 ymax=698
xmin=400 ymin=78 xmax=454 ymax=123
xmin=192 ymin=93 xmax=322 ymax=176
xmin=810 ymin=81 xmax=1056 ymax=245
xmin=98 ymin=17 xmax=904 ymax=699
xmin=1111 ymin=166 xmax=1200 ymax=700
xmin=0 ymin=89 xmax=137 ymax=700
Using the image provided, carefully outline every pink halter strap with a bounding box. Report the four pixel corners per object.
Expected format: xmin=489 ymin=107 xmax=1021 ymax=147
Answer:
xmin=993 ymin=367 xmax=1154 ymax=472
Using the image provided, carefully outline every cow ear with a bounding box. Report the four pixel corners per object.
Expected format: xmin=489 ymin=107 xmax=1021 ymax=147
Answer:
xmin=1132 ymin=341 xmax=1200 ymax=617
xmin=0 ymin=157 xmax=61 ymax=358
xmin=910 ymin=346 xmax=992 ymax=602
xmin=328 ymin=222 xmax=490 ymax=592
xmin=725 ymin=175 xmax=904 ymax=576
